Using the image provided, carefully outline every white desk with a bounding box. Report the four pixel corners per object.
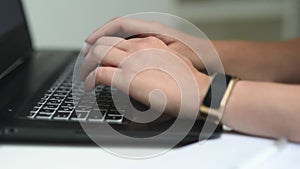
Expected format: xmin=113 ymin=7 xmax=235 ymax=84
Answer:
xmin=1 ymin=133 xmax=299 ymax=169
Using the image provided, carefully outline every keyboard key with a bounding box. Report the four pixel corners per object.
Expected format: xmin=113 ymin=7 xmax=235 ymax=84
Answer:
xmin=78 ymin=99 xmax=93 ymax=105
xmin=27 ymin=111 xmax=37 ymax=119
xmin=87 ymin=109 xmax=105 ymax=122
xmin=58 ymin=106 xmax=74 ymax=112
xmin=31 ymin=106 xmax=40 ymax=112
xmin=53 ymin=112 xmax=71 ymax=120
xmin=39 ymin=108 xmax=56 ymax=115
xmin=41 ymin=95 xmax=50 ymax=100
xmin=67 ymin=95 xmax=81 ymax=99
xmin=47 ymin=99 xmax=62 ymax=105
xmin=56 ymin=88 xmax=71 ymax=93
xmin=43 ymin=104 xmax=59 ymax=109
xmin=35 ymin=113 xmax=52 ymax=120
xmin=53 ymin=92 xmax=68 ymax=97
xmin=76 ymin=105 xmax=92 ymax=111
xmin=36 ymin=103 xmax=44 ymax=108
xmin=38 ymin=101 xmax=46 ymax=105
xmin=45 ymin=102 xmax=60 ymax=106
xmin=57 ymin=85 xmax=71 ymax=89
xmin=71 ymin=110 xmax=89 ymax=121
xmin=105 ymin=114 xmax=123 ymax=123
xmin=50 ymin=96 xmax=65 ymax=100
xmin=64 ymin=97 xmax=76 ymax=102
xmin=61 ymin=102 xmax=75 ymax=107
xmin=38 ymin=98 xmax=47 ymax=104
xmin=60 ymin=82 xmax=72 ymax=87
xmin=98 ymin=105 xmax=110 ymax=110
xmin=28 ymin=66 xmax=128 ymax=126
xmin=45 ymin=90 xmax=54 ymax=95
xmin=108 ymin=109 xmax=125 ymax=115
xmin=72 ymin=89 xmax=84 ymax=95
xmin=99 ymin=98 xmax=111 ymax=104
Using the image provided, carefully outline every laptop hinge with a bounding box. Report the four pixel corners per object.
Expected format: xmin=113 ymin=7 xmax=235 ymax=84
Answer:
xmin=0 ymin=57 xmax=25 ymax=80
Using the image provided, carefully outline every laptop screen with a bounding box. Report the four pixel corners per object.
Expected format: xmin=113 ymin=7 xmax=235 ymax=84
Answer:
xmin=0 ymin=0 xmax=32 ymax=79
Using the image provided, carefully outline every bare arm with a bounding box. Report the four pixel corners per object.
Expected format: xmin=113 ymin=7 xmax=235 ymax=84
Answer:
xmin=223 ymin=80 xmax=300 ymax=143
xmin=86 ymin=18 xmax=300 ymax=143
xmin=85 ymin=18 xmax=300 ymax=82
xmin=213 ymin=39 xmax=300 ymax=83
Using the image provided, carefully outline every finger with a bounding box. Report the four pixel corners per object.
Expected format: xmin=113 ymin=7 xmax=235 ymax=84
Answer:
xmin=81 ymin=36 xmax=128 ymax=79
xmin=83 ymin=36 xmax=129 ymax=62
xmin=95 ymin=36 xmax=128 ymax=50
xmin=86 ymin=18 xmax=164 ymax=44
xmin=81 ymin=45 xmax=127 ymax=80
xmin=100 ymin=46 xmax=127 ymax=67
xmin=84 ymin=66 xmax=121 ymax=92
xmin=109 ymin=16 xmax=121 ymax=22
xmin=123 ymin=36 xmax=169 ymax=52
xmin=134 ymin=33 xmax=175 ymax=45
xmin=82 ymin=43 xmax=92 ymax=56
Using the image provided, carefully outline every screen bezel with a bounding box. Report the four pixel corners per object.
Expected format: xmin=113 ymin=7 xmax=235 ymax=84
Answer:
xmin=0 ymin=0 xmax=33 ymax=79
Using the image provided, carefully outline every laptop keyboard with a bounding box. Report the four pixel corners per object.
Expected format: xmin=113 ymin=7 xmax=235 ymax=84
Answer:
xmin=27 ymin=66 xmax=127 ymax=124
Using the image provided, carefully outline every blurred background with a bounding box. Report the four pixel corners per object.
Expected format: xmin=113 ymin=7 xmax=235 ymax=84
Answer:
xmin=22 ymin=0 xmax=300 ymax=49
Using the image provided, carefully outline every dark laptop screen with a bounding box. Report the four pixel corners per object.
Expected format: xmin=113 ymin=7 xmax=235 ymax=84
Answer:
xmin=0 ymin=0 xmax=32 ymax=79
xmin=0 ymin=0 xmax=23 ymax=36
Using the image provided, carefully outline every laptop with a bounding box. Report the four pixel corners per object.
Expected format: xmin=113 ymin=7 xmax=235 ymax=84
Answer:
xmin=0 ymin=0 xmax=222 ymax=147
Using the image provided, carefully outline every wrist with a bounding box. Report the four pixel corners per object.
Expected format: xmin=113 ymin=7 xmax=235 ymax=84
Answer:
xmin=196 ymin=73 xmax=210 ymax=106
xmin=198 ymin=73 xmax=239 ymax=122
xmin=221 ymin=80 xmax=245 ymax=127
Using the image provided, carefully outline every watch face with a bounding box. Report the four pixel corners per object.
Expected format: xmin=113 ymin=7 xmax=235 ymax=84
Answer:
xmin=203 ymin=73 xmax=232 ymax=109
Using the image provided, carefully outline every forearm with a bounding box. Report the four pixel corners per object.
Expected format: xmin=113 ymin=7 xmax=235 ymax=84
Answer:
xmin=222 ymin=80 xmax=300 ymax=143
xmin=212 ymin=39 xmax=300 ymax=83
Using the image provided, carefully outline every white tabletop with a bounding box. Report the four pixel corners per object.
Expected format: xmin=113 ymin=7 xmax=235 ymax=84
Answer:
xmin=1 ymin=133 xmax=299 ymax=169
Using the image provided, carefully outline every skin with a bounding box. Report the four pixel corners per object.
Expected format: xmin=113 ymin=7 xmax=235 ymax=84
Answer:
xmin=83 ymin=36 xmax=210 ymax=118
xmin=85 ymin=18 xmax=300 ymax=143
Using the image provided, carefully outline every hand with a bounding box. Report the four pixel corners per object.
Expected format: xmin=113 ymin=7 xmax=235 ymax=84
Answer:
xmin=83 ymin=36 xmax=210 ymax=118
xmin=85 ymin=17 xmax=218 ymax=71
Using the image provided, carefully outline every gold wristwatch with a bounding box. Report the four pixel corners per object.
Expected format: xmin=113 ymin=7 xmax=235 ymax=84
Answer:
xmin=199 ymin=73 xmax=239 ymax=123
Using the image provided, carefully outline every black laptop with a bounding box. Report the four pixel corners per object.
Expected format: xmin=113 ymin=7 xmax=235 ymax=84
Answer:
xmin=0 ymin=0 xmax=222 ymax=146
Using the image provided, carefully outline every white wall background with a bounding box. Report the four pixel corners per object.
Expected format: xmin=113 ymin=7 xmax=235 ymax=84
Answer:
xmin=22 ymin=0 xmax=174 ymax=49
xmin=22 ymin=0 xmax=300 ymax=49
